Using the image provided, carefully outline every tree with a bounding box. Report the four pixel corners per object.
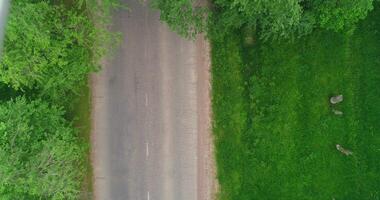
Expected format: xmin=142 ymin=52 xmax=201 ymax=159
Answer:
xmin=0 ymin=97 xmax=85 ymax=200
xmin=213 ymin=0 xmax=375 ymax=39
xmin=152 ymin=0 xmax=207 ymax=39
xmin=154 ymin=0 xmax=375 ymax=40
xmin=212 ymin=0 xmax=309 ymax=39
xmin=0 ymin=1 xmax=115 ymax=102
xmin=310 ymin=0 xmax=374 ymax=32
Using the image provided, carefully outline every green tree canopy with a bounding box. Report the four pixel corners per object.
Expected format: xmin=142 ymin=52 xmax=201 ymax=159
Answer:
xmin=0 ymin=97 xmax=85 ymax=200
xmin=0 ymin=1 xmax=110 ymax=101
xmin=213 ymin=0 xmax=374 ymax=39
xmin=152 ymin=0 xmax=207 ymax=38
xmin=155 ymin=0 xmax=375 ymax=39
xmin=310 ymin=0 xmax=374 ymax=31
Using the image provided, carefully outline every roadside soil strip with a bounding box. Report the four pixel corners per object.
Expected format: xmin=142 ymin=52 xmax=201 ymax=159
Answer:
xmin=196 ymin=35 xmax=218 ymax=200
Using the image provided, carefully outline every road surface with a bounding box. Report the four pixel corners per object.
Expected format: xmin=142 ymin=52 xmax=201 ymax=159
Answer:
xmin=91 ymin=0 xmax=214 ymax=200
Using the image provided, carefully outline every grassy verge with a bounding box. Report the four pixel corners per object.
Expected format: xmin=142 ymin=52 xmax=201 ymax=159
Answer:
xmin=67 ymin=78 xmax=92 ymax=200
xmin=211 ymin=4 xmax=380 ymax=200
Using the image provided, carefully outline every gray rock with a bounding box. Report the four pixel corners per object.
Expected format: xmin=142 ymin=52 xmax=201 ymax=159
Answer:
xmin=330 ymin=95 xmax=343 ymax=104
xmin=332 ymin=109 xmax=343 ymax=115
xmin=336 ymin=144 xmax=353 ymax=156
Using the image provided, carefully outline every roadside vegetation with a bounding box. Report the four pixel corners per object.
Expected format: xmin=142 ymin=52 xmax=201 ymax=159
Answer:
xmin=155 ymin=0 xmax=380 ymax=199
xmin=0 ymin=0 xmax=118 ymax=199
xmin=209 ymin=0 xmax=374 ymax=40
xmin=211 ymin=3 xmax=380 ymax=200
xmin=152 ymin=0 xmax=207 ymax=38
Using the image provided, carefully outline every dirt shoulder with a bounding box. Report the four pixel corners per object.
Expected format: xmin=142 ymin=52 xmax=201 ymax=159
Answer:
xmin=196 ymin=35 xmax=218 ymax=200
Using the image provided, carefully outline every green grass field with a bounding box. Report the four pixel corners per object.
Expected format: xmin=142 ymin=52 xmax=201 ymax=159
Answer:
xmin=211 ymin=5 xmax=380 ymax=200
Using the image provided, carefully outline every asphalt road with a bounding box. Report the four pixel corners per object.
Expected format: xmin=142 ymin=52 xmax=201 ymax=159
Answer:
xmin=91 ymin=0 xmax=212 ymax=199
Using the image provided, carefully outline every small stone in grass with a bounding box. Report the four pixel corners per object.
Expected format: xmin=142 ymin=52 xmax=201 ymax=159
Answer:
xmin=332 ymin=109 xmax=343 ymax=115
xmin=336 ymin=144 xmax=353 ymax=156
xmin=330 ymin=95 xmax=343 ymax=104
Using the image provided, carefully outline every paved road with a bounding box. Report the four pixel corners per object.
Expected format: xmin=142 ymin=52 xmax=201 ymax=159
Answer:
xmin=91 ymin=0 xmax=212 ymax=200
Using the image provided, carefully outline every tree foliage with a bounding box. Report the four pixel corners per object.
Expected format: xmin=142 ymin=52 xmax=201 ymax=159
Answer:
xmin=211 ymin=0 xmax=374 ymax=39
xmin=154 ymin=0 xmax=375 ymax=40
xmin=211 ymin=0 xmax=306 ymax=39
xmin=0 ymin=97 xmax=85 ymax=200
xmin=0 ymin=0 xmax=119 ymax=198
xmin=152 ymin=0 xmax=207 ymax=39
xmin=310 ymin=0 xmax=374 ymax=31
xmin=0 ymin=1 xmax=117 ymax=102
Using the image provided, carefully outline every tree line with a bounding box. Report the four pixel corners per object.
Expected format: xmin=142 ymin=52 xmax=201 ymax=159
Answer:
xmin=155 ymin=0 xmax=375 ymax=40
xmin=0 ymin=0 xmax=118 ymax=199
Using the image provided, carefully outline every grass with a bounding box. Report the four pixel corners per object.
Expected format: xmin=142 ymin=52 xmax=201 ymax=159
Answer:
xmin=211 ymin=4 xmax=380 ymax=200
xmin=67 ymin=78 xmax=93 ymax=200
